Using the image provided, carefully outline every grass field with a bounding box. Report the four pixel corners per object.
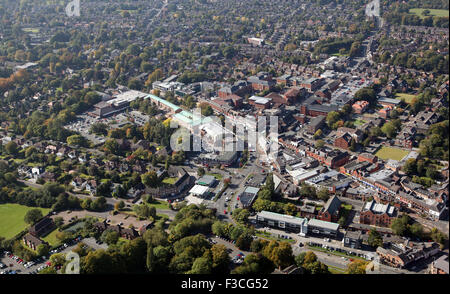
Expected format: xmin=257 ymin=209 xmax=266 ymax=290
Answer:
xmin=41 ymin=229 xmax=61 ymax=247
xmin=147 ymin=200 xmax=170 ymax=210
xmin=395 ymin=93 xmax=416 ymax=104
xmin=409 ymin=8 xmax=449 ymax=19
xmin=375 ymin=146 xmax=410 ymax=161
xmin=0 ymin=204 xmax=51 ymax=239
xmin=162 ymin=177 xmax=178 ymax=185
xmin=353 ymin=118 xmax=367 ymax=127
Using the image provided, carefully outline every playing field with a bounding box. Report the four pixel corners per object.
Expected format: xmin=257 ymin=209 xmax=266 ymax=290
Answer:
xmin=0 ymin=204 xmax=51 ymax=240
xmin=375 ymin=146 xmax=410 ymax=161
xmin=395 ymin=93 xmax=416 ymax=104
xmin=409 ymin=8 xmax=449 ymax=19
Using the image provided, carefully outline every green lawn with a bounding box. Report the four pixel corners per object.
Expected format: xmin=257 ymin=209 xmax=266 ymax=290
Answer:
xmin=206 ymin=173 xmax=223 ymax=180
xmin=0 ymin=204 xmax=51 ymax=239
xmin=409 ymin=8 xmax=449 ymax=19
xmin=375 ymin=146 xmax=410 ymax=161
xmin=353 ymin=119 xmax=367 ymax=127
xmin=307 ymin=244 xmax=367 ymax=261
xmin=162 ymin=177 xmax=178 ymax=185
xmin=41 ymin=229 xmax=61 ymax=247
xmin=395 ymin=93 xmax=416 ymax=104
xmin=255 ymin=231 xmax=296 ymax=244
xmin=328 ymin=265 xmax=347 ymax=274
xmin=147 ymin=200 xmax=170 ymax=210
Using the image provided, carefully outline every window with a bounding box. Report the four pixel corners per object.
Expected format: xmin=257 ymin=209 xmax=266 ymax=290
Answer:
xmin=268 ymin=221 xmax=275 ymax=226
xmin=279 ymin=221 xmax=285 ymax=228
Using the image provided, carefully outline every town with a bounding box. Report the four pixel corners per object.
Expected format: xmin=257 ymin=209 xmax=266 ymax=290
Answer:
xmin=0 ymin=0 xmax=448 ymax=276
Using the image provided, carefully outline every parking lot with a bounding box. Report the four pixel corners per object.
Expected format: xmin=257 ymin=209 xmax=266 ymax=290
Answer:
xmin=0 ymin=236 xmax=82 ymax=275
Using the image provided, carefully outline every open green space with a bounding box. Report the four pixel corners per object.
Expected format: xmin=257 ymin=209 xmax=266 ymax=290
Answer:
xmin=353 ymin=118 xmax=367 ymax=127
xmin=0 ymin=204 xmax=51 ymax=239
xmin=307 ymin=244 xmax=367 ymax=261
xmin=147 ymin=200 xmax=170 ymax=210
xmin=162 ymin=177 xmax=178 ymax=185
xmin=375 ymin=146 xmax=410 ymax=161
xmin=409 ymin=8 xmax=449 ymax=19
xmin=41 ymin=229 xmax=61 ymax=247
xmin=206 ymin=173 xmax=223 ymax=180
xmin=395 ymin=93 xmax=416 ymax=104
xmin=328 ymin=265 xmax=347 ymax=274
xmin=255 ymin=231 xmax=296 ymax=244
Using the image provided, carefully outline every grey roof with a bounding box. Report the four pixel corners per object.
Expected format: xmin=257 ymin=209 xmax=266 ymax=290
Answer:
xmin=257 ymin=211 xmax=308 ymax=226
xmin=197 ymin=175 xmax=216 ymax=186
xmin=307 ymin=218 xmax=340 ymax=231
xmin=244 ymin=186 xmax=260 ymax=195
xmin=323 ymin=195 xmax=342 ymax=214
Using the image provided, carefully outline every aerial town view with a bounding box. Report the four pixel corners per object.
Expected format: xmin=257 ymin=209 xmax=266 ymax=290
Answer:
xmin=0 ymin=0 xmax=449 ymax=282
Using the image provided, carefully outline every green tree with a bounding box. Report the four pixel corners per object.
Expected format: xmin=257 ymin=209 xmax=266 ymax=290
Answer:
xmin=367 ymin=229 xmax=383 ymax=248
xmin=24 ymin=209 xmax=43 ymax=224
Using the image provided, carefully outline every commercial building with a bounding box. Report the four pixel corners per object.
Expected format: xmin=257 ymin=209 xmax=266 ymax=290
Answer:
xmin=240 ymin=186 xmax=260 ymax=208
xmin=256 ymin=211 xmax=308 ymax=235
xmin=360 ymin=200 xmax=397 ymax=227
xmin=307 ymin=218 xmax=340 ymax=238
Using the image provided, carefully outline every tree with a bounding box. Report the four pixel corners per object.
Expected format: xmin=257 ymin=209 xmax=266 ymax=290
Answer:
xmin=315 ymin=139 xmax=325 ymax=149
xmin=188 ymin=256 xmax=212 ymax=274
xmin=211 ymin=244 xmax=230 ymax=274
xmin=66 ymin=134 xmax=87 ymax=147
xmin=402 ymin=158 xmax=417 ymax=175
xmin=381 ymin=121 xmax=399 ymax=139
xmin=262 ymin=241 xmax=295 ymax=269
xmin=391 ymin=214 xmax=410 ymax=236
xmin=103 ymin=139 xmax=120 ymax=155
xmin=5 ymin=141 xmax=19 ymax=155
xmin=141 ymin=171 xmax=160 ymax=188
xmin=36 ymin=244 xmax=49 ymax=256
xmin=232 ymin=208 xmax=250 ymax=224
xmin=100 ymin=230 xmax=119 ymax=245
xmin=197 ymin=167 xmax=205 ymax=177
xmin=24 ymin=209 xmax=43 ymax=224
xmin=367 ymin=229 xmax=383 ymax=248
xmin=317 ymin=188 xmax=330 ymax=201
xmin=346 ymin=260 xmax=368 ymax=274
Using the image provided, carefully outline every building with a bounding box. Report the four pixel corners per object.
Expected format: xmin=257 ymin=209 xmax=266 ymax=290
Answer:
xmin=317 ymin=195 xmax=341 ymax=223
xmin=29 ymin=217 xmax=55 ymax=237
xmin=189 ymin=185 xmax=210 ymax=198
xmin=196 ymin=175 xmax=216 ymax=187
xmin=93 ymin=221 xmax=140 ymax=240
xmin=307 ymin=218 xmax=340 ymax=239
xmin=23 ymin=233 xmax=47 ymax=251
xmin=376 ymin=242 xmax=440 ymax=269
xmin=430 ymin=255 xmax=449 ymax=274
xmin=256 ymin=211 xmax=308 ymax=235
xmin=334 ymin=133 xmax=353 ymax=149
xmin=360 ymin=200 xmax=397 ymax=227
xmin=240 ymin=186 xmax=260 ymax=208
xmin=352 ymin=100 xmax=369 ymax=114
xmin=342 ymin=231 xmax=362 ymax=249
xmin=307 ymin=115 xmax=326 ymax=134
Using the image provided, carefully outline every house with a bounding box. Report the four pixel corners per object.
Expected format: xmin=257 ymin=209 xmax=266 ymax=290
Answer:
xmin=334 ymin=133 xmax=353 ymax=150
xmin=23 ymin=233 xmax=47 ymax=251
xmin=376 ymin=242 xmax=440 ymax=269
xmin=307 ymin=115 xmax=326 ymax=134
xmin=29 ymin=217 xmax=55 ymax=237
xmin=430 ymin=255 xmax=449 ymax=274
xmin=317 ymin=195 xmax=341 ymax=223
xmin=85 ymin=180 xmax=98 ymax=195
xmin=360 ymin=200 xmax=397 ymax=227
xmin=352 ymin=100 xmax=369 ymax=114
